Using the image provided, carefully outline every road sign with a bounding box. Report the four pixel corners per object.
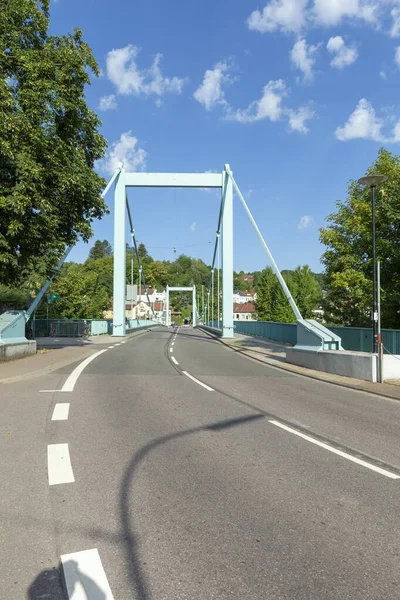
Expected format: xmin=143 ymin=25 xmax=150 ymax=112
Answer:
xmin=48 ymin=294 xmax=61 ymax=304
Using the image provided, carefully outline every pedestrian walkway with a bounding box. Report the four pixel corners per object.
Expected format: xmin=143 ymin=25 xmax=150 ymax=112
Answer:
xmin=0 ymin=332 xmax=144 ymax=385
xmin=216 ymin=332 xmax=400 ymax=402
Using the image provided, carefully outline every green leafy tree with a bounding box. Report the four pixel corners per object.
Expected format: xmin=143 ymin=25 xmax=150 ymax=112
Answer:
xmin=88 ymin=240 xmax=112 ymax=260
xmin=50 ymin=262 xmax=110 ymax=318
xmin=292 ymin=265 xmax=322 ymax=319
xmin=271 ymin=280 xmax=296 ymax=323
xmin=0 ymin=0 xmax=107 ymax=285
xmin=320 ymin=148 xmax=400 ymax=327
xmin=255 ymin=267 xmax=275 ymax=321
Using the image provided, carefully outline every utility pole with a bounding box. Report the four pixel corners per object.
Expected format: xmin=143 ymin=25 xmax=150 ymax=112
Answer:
xmin=202 ymin=284 xmax=204 ymax=323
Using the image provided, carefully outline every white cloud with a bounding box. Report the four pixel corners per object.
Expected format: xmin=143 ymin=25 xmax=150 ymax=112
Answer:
xmin=390 ymin=5 xmax=400 ymax=37
xmin=247 ymin=0 xmax=308 ymax=33
xmin=106 ymin=45 xmax=187 ymax=98
xmin=290 ymin=38 xmax=319 ymax=81
xmin=189 ymin=221 xmax=197 ymax=232
xmin=336 ymin=100 xmax=400 ymax=143
xmin=193 ymin=62 xmax=231 ymax=111
xmin=379 ymin=70 xmax=387 ymax=79
xmin=100 ymin=131 xmax=147 ymax=175
xmin=327 ymin=36 xmax=358 ymax=68
xmin=392 ymin=119 xmax=400 ymax=142
xmin=396 ymin=45 xmax=400 ymax=68
xmin=247 ymin=0 xmax=391 ymax=35
xmin=313 ymin=0 xmax=379 ymax=27
xmin=99 ymin=94 xmax=117 ymax=111
xmin=287 ymin=105 xmax=315 ymax=133
xmin=298 ymin=215 xmax=313 ymax=229
xmin=335 ymin=99 xmax=384 ymax=141
xmin=227 ymin=79 xmax=287 ymax=123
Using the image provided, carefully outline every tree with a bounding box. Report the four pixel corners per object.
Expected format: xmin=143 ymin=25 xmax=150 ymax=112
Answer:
xmin=255 ymin=267 xmax=296 ymax=323
xmin=320 ymin=148 xmax=400 ymax=327
xmin=292 ymin=265 xmax=322 ymax=319
xmin=88 ymin=240 xmax=112 ymax=260
xmin=0 ymin=0 xmax=107 ymax=285
xmin=255 ymin=268 xmax=275 ymax=321
xmin=50 ymin=262 xmax=110 ymax=319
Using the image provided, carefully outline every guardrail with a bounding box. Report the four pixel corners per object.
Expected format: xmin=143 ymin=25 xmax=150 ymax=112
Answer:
xmin=204 ymin=320 xmax=400 ymax=354
xmin=30 ymin=318 xmax=158 ymax=338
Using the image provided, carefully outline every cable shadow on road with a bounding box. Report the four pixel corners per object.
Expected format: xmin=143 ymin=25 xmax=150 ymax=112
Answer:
xmin=27 ymin=560 xmax=106 ymax=600
xmin=119 ymin=412 xmax=265 ymax=600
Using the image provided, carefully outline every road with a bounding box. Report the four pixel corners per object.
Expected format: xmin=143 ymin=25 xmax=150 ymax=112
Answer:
xmin=1 ymin=326 xmax=400 ymax=599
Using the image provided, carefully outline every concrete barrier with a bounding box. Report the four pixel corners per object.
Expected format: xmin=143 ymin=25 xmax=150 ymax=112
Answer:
xmin=286 ymin=347 xmax=378 ymax=382
xmin=0 ymin=340 xmax=37 ymax=361
xmin=382 ymin=355 xmax=400 ymax=381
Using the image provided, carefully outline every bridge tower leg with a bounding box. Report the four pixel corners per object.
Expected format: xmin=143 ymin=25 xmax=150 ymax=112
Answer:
xmin=112 ymin=171 xmax=126 ymax=336
xmin=222 ymin=166 xmax=234 ymax=339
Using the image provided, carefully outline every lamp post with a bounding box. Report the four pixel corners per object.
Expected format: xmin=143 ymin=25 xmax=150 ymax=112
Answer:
xmin=358 ymin=175 xmax=388 ymax=354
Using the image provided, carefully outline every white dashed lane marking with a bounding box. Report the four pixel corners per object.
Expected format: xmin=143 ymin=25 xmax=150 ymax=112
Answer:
xmin=61 ymin=548 xmax=115 ymax=599
xmin=47 ymin=443 xmax=75 ymax=485
xmin=51 ymin=403 xmax=70 ymax=421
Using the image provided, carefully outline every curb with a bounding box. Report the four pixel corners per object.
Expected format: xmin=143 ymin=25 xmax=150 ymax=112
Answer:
xmin=197 ymin=327 xmax=400 ymax=402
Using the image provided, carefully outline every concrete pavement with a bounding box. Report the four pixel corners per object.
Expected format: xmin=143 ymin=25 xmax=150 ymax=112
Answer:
xmin=1 ymin=326 xmax=400 ymax=599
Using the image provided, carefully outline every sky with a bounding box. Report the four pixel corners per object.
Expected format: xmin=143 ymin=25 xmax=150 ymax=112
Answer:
xmin=50 ymin=0 xmax=400 ymax=274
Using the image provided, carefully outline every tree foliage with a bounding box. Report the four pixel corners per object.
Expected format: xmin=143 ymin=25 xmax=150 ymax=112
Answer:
xmin=88 ymin=240 xmax=112 ymax=260
xmin=320 ymin=148 xmax=400 ymax=327
xmin=0 ymin=0 xmax=107 ymax=284
xmin=255 ymin=265 xmax=321 ymax=323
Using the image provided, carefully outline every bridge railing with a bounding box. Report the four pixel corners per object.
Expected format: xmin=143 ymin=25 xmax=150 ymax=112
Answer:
xmin=30 ymin=318 xmax=158 ymax=338
xmin=205 ymin=320 xmax=400 ymax=354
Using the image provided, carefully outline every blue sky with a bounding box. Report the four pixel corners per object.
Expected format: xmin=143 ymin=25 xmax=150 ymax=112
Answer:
xmin=50 ymin=0 xmax=400 ymax=274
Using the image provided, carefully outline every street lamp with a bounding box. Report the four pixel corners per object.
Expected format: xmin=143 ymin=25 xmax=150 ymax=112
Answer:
xmin=358 ymin=174 xmax=388 ymax=354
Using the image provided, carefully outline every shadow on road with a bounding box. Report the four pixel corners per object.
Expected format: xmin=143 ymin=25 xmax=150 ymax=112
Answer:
xmin=28 ymin=560 xmax=106 ymax=600
xmin=119 ymin=412 xmax=265 ymax=600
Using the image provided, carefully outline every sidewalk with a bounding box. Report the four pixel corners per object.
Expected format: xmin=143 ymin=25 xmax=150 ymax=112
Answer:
xmin=217 ymin=332 xmax=400 ymax=402
xmin=0 ymin=332 xmax=145 ymax=385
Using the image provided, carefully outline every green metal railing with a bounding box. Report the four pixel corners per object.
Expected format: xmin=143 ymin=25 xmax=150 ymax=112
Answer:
xmin=204 ymin=320 xmax=400 ymax=354
xmin=30 ymin=318 xmax=158 ymax=338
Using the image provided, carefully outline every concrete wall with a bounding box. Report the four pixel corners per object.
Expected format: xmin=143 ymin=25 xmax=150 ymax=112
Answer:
xmin=286 ymin=347 xmax=378 ymax=382
xmin=382 ymin=355 xmax=400 ymax=381
xmin=0 ymin=340 xmax=36 ymax=362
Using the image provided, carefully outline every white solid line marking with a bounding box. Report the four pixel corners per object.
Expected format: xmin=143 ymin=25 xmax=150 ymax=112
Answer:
xmin=61 ymin=349 xmax=107 ymax=392
xmin=182 ymin=371 xmax=214 ymax=391
xmin=61 ymin=548 xmax=115 ymax=599
xmin=52 ymin=403 xmax=70 ymax=421
xmin=48 ymin=443 xmax=75 ymax=485
xmin=269 ymin=420 xmax=400 ymax=480
xmin=171 ymin=357 xmax=179 ymax=365
xmin=40 ymin=390 xmax=69 ymax=393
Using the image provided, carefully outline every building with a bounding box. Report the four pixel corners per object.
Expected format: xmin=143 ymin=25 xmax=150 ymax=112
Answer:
xmin=233 ymin=302 xmax=256 ymax=321
xmin=233 ymin=291 xmax=255 ymax=304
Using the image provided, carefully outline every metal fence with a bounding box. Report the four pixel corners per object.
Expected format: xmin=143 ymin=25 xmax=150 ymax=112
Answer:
xmin=30 ymin=318 xmax=158 ymax=338
xmin=31 ymin=319 xmax=91 ymax=338
xmin=206 ymin=320 xmax=400 ymax=355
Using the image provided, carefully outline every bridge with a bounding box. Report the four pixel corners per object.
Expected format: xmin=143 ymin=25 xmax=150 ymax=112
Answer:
xmin=2 ymin=166 xmax=400 ymax=598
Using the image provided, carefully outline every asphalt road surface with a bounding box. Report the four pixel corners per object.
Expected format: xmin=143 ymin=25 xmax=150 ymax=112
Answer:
xmin=1 ymin=326 xmax=400 ymax=599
